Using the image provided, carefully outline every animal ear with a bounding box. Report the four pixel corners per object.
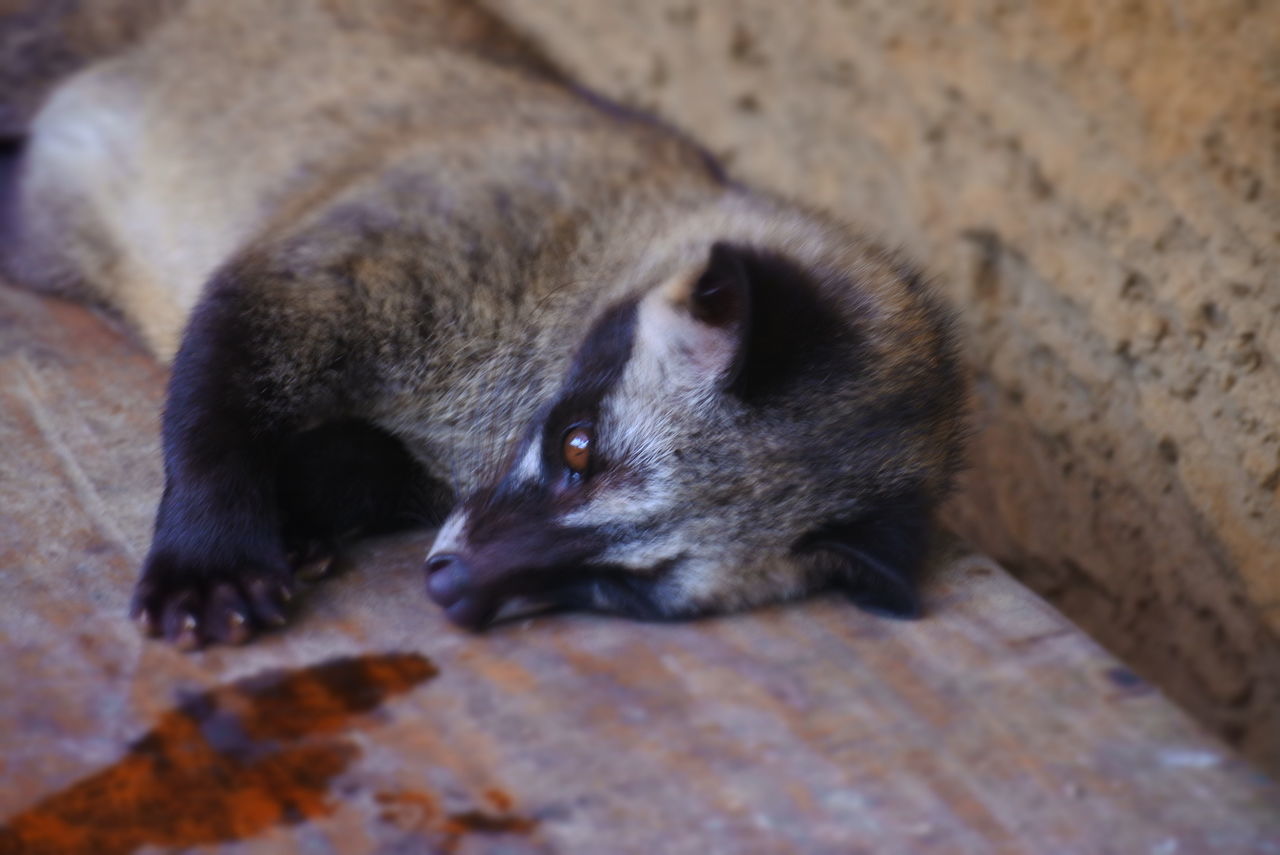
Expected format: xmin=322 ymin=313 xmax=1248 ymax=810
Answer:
xmin=798 ymin=496 xmax=931 ymax=619
xmin=697 ymin=241 xmax=847 ymax=399
xmin=689 ymin=241 xmax=752 ymax=331
xmin=646 ymin=241 xmax=846 ymax=395
xmin=639 ymin=241 xmax=752 ymax=388
xmin=683 ymin=241 xmax=753 ymax=390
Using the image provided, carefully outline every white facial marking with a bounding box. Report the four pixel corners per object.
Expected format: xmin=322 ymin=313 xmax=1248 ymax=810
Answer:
xmin=427 ymin=508 xmax=470 ymax=557
xmin=576 ymin=273 xmax=734 ymax=522
xmin=638 ymin=273 xmax=739 ymax=385
xmin=559 ymin=268 xmax=745 ymax=555
xmin=511 ymin=437 xmax=543 ymax=483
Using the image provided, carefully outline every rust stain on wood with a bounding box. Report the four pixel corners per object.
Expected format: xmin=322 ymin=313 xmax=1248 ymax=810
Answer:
xmin=375 ymin=787 xmax=539 ymax=853
xmin=0 ymin=653 xmax=436 ymax=855
xmin=442 ymin=807 xmax=537 ymax=835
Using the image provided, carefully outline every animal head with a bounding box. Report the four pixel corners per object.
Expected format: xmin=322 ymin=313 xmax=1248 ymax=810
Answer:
xmin=426 ymin=205 xmax=967 ymax=629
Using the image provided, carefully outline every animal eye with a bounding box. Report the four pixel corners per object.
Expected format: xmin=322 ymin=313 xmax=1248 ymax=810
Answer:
xmin=562 ymin=426 xmax=593 ymax=474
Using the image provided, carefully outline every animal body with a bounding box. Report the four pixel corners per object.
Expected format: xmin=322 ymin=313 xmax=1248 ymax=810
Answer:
xmin=0 ymin=0 xmax=966 ymax=647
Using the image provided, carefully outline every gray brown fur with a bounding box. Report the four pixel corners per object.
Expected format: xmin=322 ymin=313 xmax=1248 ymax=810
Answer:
xmin=2 ymin=0 xmax=967 ymax=644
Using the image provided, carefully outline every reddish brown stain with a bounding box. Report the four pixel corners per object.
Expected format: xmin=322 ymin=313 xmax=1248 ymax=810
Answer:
xmin=0 ymin=653 xmax=436 ymax=855
xmin=483 ymin=787 xmax=514 ymax=811
xmin=376 ymin=788 xmax=538 ymax=852
xmin=442 ymin=808 xmax=537 ymax=835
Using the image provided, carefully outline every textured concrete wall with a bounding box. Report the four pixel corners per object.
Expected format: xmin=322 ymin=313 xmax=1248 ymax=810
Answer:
xmin=486 ymin=0 xmax=1280 ymax=771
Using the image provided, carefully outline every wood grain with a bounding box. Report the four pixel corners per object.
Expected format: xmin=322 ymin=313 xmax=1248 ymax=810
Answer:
xmin=1 ymin=284 xmax=1277 ymax=853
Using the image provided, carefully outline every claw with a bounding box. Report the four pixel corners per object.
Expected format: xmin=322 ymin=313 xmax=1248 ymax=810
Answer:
xmin=205 ymin=584 xmax=254 ymax=645
xmin=133 ymin=607 xmax=159 ymax=637
xmin=295 ymin=554 xmax=334 ymax=582
xmin=173 ymin=612 xmax=200 ymax=651
xmin=248 ymin=577 xmax=290 ymax=627
xmin=226 ymin=609 xmax=251 ymax=645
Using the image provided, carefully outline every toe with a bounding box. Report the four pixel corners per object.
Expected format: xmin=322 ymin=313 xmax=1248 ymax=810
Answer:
xmin=205 ymin=584 xmax=253 ymax=645
xmin=162 ymin=595 xmax=201 ymax=650
xmin=129 ymin=586 xmax=161 ymax=637
xmin=247 ymin=576 xmax=291 ymax=628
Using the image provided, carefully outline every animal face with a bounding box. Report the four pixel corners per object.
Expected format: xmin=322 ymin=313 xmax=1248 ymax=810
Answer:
xmin=425 ymin=239 xmax=966 ymax=629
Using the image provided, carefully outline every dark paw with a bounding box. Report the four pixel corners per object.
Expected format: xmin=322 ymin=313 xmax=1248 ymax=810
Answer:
xmin=424 ymin=554 xmax=499 ymax=630
xmin=130 ymin=554 xmax=295 ymax=650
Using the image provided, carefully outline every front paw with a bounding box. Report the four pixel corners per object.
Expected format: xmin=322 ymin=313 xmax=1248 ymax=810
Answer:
xmin=130 ymin=551 xmax=295 ymax=650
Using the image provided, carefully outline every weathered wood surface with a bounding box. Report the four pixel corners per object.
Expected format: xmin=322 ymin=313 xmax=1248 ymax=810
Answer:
xmin=1 ymin=283 xmax=1277 ymax=854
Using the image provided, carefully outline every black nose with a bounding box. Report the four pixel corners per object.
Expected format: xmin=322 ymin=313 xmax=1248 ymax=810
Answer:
xmin=424 ymin=553 xmax=469 ymax=605
xmin=423 ymin=553 xmax=496 ymax=630
xmin=425 ymin=553 xmax=460 ymax=576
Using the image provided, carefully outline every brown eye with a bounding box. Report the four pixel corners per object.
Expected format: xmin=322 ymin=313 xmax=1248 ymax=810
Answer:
xmin=562 ymin=426 xmax=593 ymax=474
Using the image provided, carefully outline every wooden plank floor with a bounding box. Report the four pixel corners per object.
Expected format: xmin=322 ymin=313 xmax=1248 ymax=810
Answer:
xmin=1 ymin=282 xmax=1277 ymax=854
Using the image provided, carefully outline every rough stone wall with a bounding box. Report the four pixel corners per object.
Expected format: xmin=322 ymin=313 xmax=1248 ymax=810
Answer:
xmin=487 ymin=0 xmax=1280 ymax=772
